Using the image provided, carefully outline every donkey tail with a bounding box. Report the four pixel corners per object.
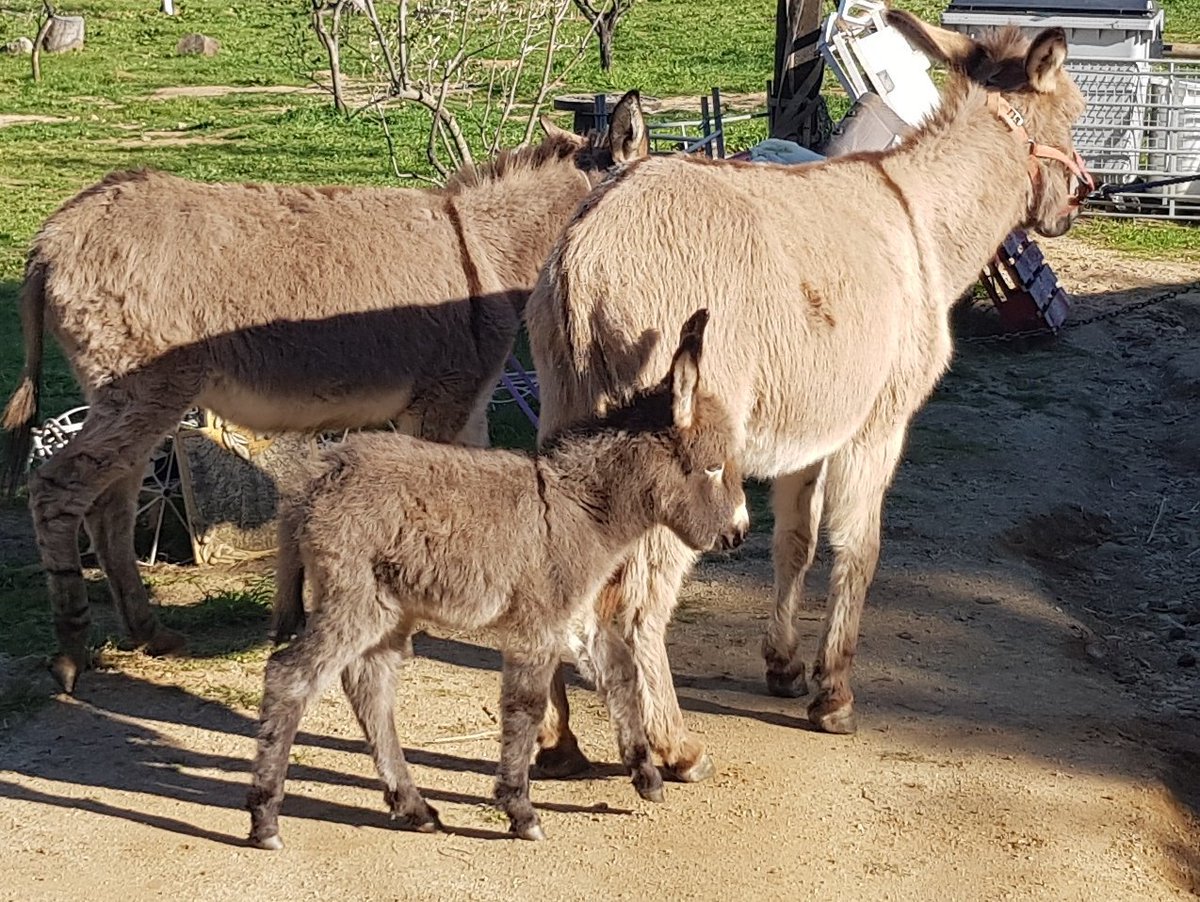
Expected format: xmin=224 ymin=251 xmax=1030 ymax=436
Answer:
xmin=268 ymin=500 xmax=308 ymax=644
xmin=2 ymin=258 xmax=47 ymax=497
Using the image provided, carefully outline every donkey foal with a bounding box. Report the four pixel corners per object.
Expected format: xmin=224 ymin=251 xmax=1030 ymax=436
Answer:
xmin=247 ymin=309 xmax=748 ymax=847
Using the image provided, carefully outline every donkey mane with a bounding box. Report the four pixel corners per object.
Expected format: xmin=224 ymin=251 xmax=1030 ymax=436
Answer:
xmin=540 ymin=384 xmax=674 ymax=450
xmin=445 ymin=128 xmax=613 ymax=194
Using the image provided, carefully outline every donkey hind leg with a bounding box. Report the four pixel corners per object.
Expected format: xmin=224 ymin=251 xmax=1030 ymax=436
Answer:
xmin=341 ymin=630 xmax=439 ymax=832
xmin=248 ymin=622 xmax=374 ymax=850
xmin=589 ymin=622 xmax=664 ymax=803
xmin=763 ymin=462 xmax=827 ymax=698
xmin=534 ymin=665 xmax=591 ymax=777
xmin=29 ymin=381 xmax=194 ymax=692
xmin=617 ymin=528 xmax=708 ymax=782
xmin=496 ymin=649 xmax=559 ymax=840
xmin=83 ymin=470 xmax=180 ymax=651
xmin=808 ymin=428 xmax=906 ymax=735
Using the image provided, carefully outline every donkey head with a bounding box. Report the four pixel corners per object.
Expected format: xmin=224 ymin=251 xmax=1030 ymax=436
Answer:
xmin=887 ymin=11 xmax=1091 ymax=238
xmin=650 ymin=309 xmax=748 ymax=553
xmin=538 ymin=89 xmax=650 ymax=185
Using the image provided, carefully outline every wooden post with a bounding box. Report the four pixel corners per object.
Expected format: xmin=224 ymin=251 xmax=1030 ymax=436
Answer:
xmin=769 ymin=0 xmax=830 ymax=148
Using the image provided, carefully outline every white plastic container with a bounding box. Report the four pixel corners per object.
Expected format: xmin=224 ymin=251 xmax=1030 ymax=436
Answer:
xmin=940 ymin=1 xmax=1164 ymax=61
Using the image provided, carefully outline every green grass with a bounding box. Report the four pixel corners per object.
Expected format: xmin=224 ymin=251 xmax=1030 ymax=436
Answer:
xmin=0 ymin=563 xmax=64 ymax=658
xmin=1073 ymin=217 xmax=1200 ymax=261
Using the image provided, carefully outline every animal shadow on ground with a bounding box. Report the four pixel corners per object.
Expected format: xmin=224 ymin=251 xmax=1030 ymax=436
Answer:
xmin=0 ymin=670 xmax=634 ymax=847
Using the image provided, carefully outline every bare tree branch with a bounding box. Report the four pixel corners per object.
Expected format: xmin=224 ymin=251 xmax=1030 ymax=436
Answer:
xmin=311 ymin=0 xmax=588 ymax=180
xmin=572 ymin=0 xmax=634 ymax=71
xmin=31 ymin=1 xmax=54 ymax=83
xmin=311 ymin=0 xmax=348 ymax=113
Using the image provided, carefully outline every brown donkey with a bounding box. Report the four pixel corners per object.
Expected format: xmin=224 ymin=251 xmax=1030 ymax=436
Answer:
xmin=247 ymin=310 xmax=748 ymax=847
xmin=1 ymin=91 xmax=648 ymax=693
xmin=526 ymin=13 xmax=1092 ymax=778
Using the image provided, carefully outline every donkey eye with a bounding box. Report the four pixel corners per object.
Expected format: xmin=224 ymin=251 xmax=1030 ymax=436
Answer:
xmin=705 ymin=464 xmax=724 ymax=479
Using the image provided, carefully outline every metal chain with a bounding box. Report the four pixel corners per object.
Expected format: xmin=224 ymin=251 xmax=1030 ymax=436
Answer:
xmin=960 ymin=282 xmax=1196 ymax=345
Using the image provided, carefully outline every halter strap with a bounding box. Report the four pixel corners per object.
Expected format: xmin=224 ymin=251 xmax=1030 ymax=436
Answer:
xmin=985 ymin=93 xmax=1094 ymax=211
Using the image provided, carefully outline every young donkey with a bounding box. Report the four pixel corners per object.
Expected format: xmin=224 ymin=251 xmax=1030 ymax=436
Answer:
xmin=527 ymin=12 xmax=1092 ymax=778
xmin=0 ymin=91 xmax=648 ymax=694
xmin=247 ymin=310 xmax=748 ymax=848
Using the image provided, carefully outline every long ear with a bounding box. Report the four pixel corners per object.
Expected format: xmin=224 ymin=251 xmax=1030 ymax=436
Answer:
xmin=884 ymin=9 xmax=976 ymax=67
xmin=669 ymin=309 xmax=709 ymax=430
xmin=539 ymin=114 xmax=576 ymax=141
xmin=608 ymin=89 xmax=649 ymax=164
xmin=1025 ymin=27 xmax=1068 ymax=93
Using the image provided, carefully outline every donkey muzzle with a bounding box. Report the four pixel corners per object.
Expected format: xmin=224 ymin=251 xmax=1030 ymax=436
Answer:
xmin=716 ymin=502 xmax=750 ymax=551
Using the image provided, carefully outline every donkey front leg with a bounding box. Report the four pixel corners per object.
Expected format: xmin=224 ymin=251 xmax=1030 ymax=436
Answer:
xmin=808 ymin=428 xmax=906 ymax=735
xmin=617 ymin=528 xmax=708 ymax=782
xmin=496 ymin=649 xmax=559 ymax=840
xmin=763 ymin=462 xmax=827 ymax=698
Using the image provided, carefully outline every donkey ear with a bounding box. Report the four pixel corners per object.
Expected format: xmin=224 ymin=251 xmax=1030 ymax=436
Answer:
xmin=884 ymin=9 xmax=976 ymax=66
xmin=669 ymin=309 xmax=709 ymax=430
xmin=1025 ymin=27 xmax=1068 ymax=93
xmin=608 ymin=90 xmax=649 ymax=164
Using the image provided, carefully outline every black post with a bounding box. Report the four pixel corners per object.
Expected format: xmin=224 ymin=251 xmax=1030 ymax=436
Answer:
xmin=770 ymin=0 xmax=831 ymax=148
xmin=711 ymin=88 xmax=725 ymax=159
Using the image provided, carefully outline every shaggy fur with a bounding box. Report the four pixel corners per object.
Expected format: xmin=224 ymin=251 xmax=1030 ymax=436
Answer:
xmin=0 ymin=91 xmax=650 ymax=693
xmin=246 ymin=310 xmax=749 ymax=847
xmin=525 ymin=14 xmax=1090 ymax=777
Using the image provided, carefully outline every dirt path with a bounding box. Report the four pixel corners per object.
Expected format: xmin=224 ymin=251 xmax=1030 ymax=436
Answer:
xmin=1 ymin=239 xmax=1198 ymax=900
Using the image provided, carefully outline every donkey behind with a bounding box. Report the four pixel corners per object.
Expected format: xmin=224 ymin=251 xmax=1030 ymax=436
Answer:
xmin=1 ymin=91 xmax=649 ymax=694
xmin=248 ymin=310 xmax=748 ymax=848
xmin=527 ymin=12 xmax=1092 ymax=778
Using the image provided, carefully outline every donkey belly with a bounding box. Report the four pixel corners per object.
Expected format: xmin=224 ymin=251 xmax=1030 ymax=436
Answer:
xmin=197 ymin=382 xmax=417 ymax=434
xmin=740 ymin=421 xmax=860 ymax=480
xmin=738 ymin=348 xmax=891 ymax=480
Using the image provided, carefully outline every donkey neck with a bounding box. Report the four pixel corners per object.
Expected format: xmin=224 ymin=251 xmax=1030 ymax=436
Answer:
xmin=880 ymin=87 xmax=1035 ymax=303
xmin=448 ymin=163 xmax=591 ymax=292
xmin=538 ymin=433 xmax=659 ymax=588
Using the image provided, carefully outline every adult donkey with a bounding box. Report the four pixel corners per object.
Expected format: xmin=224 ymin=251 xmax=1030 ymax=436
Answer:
xmin=527 ymin=13 xmax=1092 ymax=779
xmin=2 ymin=90 xmax=649 ymax=693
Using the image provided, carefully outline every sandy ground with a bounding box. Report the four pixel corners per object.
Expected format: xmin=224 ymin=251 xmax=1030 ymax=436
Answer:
xmin=1 ymin=236 xmax=1198 ymax=901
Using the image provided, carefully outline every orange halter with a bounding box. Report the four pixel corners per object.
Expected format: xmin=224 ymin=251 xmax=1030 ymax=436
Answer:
xmin=986 ymin=93 xmax=1094 ymax=213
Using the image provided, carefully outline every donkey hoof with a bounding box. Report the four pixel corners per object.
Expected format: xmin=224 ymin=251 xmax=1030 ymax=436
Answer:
xmin=666 ymin=753 xmax=716 ymax=784
xmin=633 ymin=767 xmax=665 ymax=802
xmin=637 ymin=783 xmax=665 ymax=804
xmin=251 ymin=832 xmax=284 ymax=851
xmin=808 ymin=697 xmax=858 ymax=735
xmin=766 ymin=669 xmax=809 ymax=699
xmin=144 ymin=626 xmax=187 ymax=657
xmin=49 ymin=650 xmax=89 ymax=694
xmin=535 ymin=742 xmax=591 ymax=778
xmin=515 ymin=823 xmax=546 ymax=842
xmin=391 ymin=805 xmax=441 ymax=834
